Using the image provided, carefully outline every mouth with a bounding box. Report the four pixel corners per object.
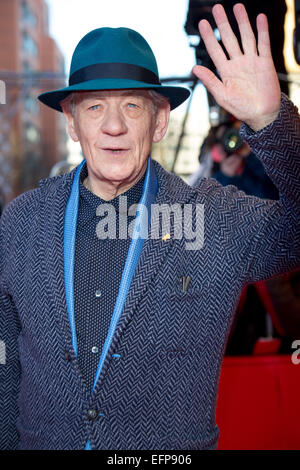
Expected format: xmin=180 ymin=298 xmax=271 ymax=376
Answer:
xmin=102 ymin=147 xmax=129 ymax=155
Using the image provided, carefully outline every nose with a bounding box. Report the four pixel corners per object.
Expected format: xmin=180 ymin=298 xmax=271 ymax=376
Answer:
xmin=100 ymin=105 xmax=127 ymax=136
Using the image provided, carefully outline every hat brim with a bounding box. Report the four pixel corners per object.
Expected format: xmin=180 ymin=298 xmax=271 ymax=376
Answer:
xmin=38 ymin=78 xmax=190 ymax=112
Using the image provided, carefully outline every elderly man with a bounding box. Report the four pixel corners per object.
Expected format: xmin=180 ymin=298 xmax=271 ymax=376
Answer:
xmin=0 ymin=3 xmax=299 ymax=450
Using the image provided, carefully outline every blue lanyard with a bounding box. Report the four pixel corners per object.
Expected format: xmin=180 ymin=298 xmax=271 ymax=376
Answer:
xmin=63 ymin=157 xmax=158 ymax=449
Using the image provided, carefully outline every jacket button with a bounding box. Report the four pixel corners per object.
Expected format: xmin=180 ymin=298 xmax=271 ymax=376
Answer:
xmin=87 ymin=408 xmax=99 ymax=421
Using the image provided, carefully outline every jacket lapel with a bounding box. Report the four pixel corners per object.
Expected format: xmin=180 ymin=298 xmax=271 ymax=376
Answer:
xmin=41 ymin=172 xmax=76 ymax=355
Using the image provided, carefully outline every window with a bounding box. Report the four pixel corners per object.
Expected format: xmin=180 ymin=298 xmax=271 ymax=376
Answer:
xmin=23 ymin=60 xmax=34 ymax=72
xmin=24 ymin=95 xmax=39 ymax=115
xmin=59 ymin=57 xmax=65 ymax=74
xmin=22 ymin=32 xmax=38 ymax=57
xmin=22 ymin=1 xmax=37 ymax=27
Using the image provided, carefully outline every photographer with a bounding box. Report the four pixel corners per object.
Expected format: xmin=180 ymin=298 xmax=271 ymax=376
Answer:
xmin=190 ymin=117 xmax=279 ymax=200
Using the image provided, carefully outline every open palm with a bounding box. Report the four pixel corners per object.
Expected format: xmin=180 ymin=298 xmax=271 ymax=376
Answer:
xmin=193 ymin=3 xmax=281 ymax=131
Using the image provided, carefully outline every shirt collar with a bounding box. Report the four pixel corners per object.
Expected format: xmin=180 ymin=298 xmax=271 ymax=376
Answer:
xmin=78 ymin=162 xmax=145 ymax=226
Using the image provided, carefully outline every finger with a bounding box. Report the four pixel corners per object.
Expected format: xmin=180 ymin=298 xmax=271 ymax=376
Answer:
xmin=198 ymin=19 xmax=228 ymax=72
xmin=211 ymin=3 xmax=242 ymax=59
xmin=233 ymin=3 xmax=257 ymax=55
xmin=256 ymin=13 xmax=272 ymax=57
xmin=192 ymin=65 xmax=225 ymax=104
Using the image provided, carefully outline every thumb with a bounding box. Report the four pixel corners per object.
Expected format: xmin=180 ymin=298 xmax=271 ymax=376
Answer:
xmin=192 ymin=65 xmax=224 ymax=103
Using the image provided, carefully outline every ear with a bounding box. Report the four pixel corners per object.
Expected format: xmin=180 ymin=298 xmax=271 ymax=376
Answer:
xmin=61 ymin=102 xmax=79 ymax=142
xmin=153 ymin=102 xmax=170 ymax=143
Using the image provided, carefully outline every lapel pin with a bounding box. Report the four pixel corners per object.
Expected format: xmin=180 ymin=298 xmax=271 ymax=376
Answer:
xmin=162 ymin=233 xmax=171 ymax=242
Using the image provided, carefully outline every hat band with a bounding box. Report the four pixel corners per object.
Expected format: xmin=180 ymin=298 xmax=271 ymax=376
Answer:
xmin=69 ymin=62 xmax=161 ymax=86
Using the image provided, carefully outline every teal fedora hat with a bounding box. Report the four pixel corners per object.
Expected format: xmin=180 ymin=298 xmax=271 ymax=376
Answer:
xmin=38 ymin=27 xmax=190 ymax=111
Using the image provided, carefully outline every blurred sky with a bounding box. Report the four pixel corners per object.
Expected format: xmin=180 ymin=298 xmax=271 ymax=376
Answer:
xmin=46 ymin=0 xmax=197 ymax=80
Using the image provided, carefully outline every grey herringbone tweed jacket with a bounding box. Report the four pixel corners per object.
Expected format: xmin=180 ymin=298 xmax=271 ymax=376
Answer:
xmin=0 ymin=94 xmax=299 ymax=450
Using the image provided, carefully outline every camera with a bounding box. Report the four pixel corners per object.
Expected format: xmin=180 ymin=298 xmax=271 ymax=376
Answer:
xmin=222 ymin=126 xmax=244 ymax=154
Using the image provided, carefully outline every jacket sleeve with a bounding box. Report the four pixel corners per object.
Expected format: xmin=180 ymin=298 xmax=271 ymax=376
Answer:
xmin=215 ymin=93 xmax=300 ymax=284
xmin=0 ymin=206 xmax=21 ymax=450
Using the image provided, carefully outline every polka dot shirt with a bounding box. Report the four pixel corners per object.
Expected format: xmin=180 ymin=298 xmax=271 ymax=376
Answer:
xmin=74 ymin=163 xmax=145 ymax=391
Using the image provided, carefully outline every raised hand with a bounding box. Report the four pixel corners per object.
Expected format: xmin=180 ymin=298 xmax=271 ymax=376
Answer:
xmin=192 ymin=3 xmax=281 ymax=131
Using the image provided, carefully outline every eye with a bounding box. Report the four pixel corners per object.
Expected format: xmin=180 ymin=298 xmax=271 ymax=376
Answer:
xmin=127 ymin=102 xmax=138 ymax=108
xmin=90 ymin=104 xmax=100 ymax=111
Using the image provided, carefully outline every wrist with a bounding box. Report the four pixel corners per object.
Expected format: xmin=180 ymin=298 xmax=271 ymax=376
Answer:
xmin=245 ymin=109 xmax=280 ymax=132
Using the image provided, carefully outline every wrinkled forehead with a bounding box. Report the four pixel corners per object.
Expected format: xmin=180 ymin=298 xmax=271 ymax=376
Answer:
xmin=75 ymin=89 xmax=151 ymax=103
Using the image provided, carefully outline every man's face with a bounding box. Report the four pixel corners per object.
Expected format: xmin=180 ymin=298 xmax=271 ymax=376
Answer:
xmin=63 ymin=89 xmax=169 ymax=195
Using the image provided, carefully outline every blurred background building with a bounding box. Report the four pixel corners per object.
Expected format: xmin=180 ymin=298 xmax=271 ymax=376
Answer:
xmin=0 ymin=0 xmax=68 ymax=202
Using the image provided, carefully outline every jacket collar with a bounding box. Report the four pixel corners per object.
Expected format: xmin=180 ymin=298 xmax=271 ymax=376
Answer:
xmin=39 ymin=158 xmax=199 ymax=206
xmin=149 ymin=160 xmax=199 ymax=205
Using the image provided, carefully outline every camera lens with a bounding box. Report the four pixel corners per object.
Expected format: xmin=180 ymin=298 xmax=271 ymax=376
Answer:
xmin=222 ymin=128 xmax=243 ymax=153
